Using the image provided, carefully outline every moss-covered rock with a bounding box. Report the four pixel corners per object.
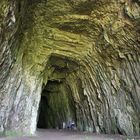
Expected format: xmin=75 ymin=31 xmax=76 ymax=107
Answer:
xmin=0 ymin=0 xmax=140 ymax=136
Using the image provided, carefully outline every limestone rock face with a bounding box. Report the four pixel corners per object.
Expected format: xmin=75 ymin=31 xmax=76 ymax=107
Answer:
xmin=0 ymin=0 xmax=140 ymax=136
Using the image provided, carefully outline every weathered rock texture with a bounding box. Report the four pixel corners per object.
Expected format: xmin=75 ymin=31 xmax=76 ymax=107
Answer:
xmin=0 ymin=0 xmax=140 ymax=136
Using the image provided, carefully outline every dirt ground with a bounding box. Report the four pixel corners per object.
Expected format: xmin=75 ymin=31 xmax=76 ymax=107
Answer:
xmin=0 ymin=129 xmax=140 ymax=140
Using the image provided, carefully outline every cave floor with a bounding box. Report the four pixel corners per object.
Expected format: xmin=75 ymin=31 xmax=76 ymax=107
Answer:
xmin=0 ymin=129 xmax=140 ymax=140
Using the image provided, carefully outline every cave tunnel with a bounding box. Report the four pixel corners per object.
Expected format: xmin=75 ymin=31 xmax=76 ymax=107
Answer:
xmin=37 ymin=56 xmax=78 ymax=130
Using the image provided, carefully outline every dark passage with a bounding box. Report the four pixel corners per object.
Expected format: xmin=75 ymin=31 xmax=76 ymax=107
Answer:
xmin=37 ymin=80 xmax=76 ymax=129
xmin=37 ymin=95 xmax=48 ymax=128
xmin=37 ymin=56 xmax=78 ymax=129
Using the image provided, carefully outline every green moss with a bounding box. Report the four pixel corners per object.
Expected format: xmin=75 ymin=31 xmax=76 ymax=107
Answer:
xmin=9 ymin=0 xmax=139 ymax=135
xmin=0 ymin=0 xmax=9 ymax=25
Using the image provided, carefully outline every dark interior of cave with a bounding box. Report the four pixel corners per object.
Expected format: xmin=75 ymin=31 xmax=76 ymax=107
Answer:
xmin=37 ymin=80 xmax=76 ymax=129
xmin=37 ymin=56 xmax=77 ymax=129
xmin=37 ymin=95 xmax=48 ymax=129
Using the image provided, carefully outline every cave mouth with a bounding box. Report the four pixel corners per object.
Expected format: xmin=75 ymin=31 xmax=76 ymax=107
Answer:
xmin=37 ymin=80 xmax=76 ymax=129
xmin=37 ymin=55 xmax=78 ymax=130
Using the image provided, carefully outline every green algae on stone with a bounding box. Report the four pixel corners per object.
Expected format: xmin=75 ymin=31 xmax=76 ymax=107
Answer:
xmin=0 ymin=0 xmax=140 ymax=136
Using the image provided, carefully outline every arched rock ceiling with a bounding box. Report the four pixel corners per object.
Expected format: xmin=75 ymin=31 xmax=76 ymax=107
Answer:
xmin=0 ymin=0 xmax=140 ymax=136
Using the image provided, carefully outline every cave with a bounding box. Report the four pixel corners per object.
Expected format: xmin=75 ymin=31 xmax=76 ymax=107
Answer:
xmin=37 ymin=56 xmax=77 ymax=130
xmin=0 ymin=0 xmax=140 ymax=137
xmin=37 ymin=80 xmax=76 ymax=129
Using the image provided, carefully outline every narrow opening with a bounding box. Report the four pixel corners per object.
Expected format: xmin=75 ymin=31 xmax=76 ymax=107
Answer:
xmin=37 ymin=55 xmax=79 ymax=130
xmin=37 ymin=80 xmax=76 ymax=129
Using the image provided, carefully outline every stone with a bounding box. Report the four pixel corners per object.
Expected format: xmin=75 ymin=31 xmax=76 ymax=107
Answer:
xmin=0 ymin=0 xmax=140 ymax=137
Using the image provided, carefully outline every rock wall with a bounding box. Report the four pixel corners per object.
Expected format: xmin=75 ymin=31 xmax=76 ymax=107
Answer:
xmin=0 ymin=0 xmax=140 ymax=136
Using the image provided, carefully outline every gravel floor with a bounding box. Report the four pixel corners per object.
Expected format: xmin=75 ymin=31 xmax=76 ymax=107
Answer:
xmin=0 ymin=129 xmax=140 ymax=140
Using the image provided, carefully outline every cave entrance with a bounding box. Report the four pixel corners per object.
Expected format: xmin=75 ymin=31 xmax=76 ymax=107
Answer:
xmin=37 ymin=55 xmax=78 ymax=129
xmin=37 ymin=80 xmax=76 ymax=129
